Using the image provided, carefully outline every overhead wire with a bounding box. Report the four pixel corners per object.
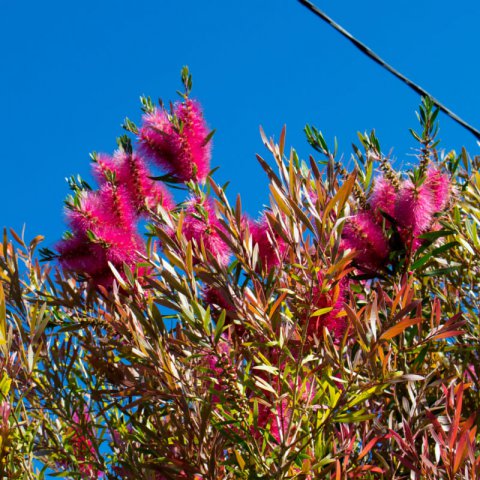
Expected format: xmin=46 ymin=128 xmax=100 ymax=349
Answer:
xmin=297 ymin=0 xmax=480 ymax=141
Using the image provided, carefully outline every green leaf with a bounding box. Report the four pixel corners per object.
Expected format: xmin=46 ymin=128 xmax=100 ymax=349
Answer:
xmin=422 ymin=266 xmax=459 ymax=277
xmin=214 ymin=309 xmax=226 ymax=343
xmin=412 ymin=241 xmax=458 ymax=270
xmin=335 ymin=412 xmax=376 ymax=423
xmin=202 ymin=129 xmax=216 ymax=147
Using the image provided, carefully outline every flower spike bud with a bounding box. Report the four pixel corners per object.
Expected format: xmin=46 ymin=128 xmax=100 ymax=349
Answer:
xmin=341 ymin=212 xmax=389 ymax=269
xmin=181 ymin=197 xmax=230 ymax=267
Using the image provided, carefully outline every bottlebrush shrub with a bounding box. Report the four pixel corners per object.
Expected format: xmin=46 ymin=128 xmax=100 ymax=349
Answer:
xmin=2 ymin=77 xmax=480 ymax=478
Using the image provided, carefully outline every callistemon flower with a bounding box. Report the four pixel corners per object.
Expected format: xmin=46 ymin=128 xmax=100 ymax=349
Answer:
xmin=68 ymin=410 xmax=104 ymax=478
xmin=58 ymin=233 xmax=145 ymax=287
xmin=181 ymin=197 xmax=230 ymax=266
xmin=97 ymin=184 xmax=138 ymax=231
xmin=94 ymin=151 xmax=174 ymax=213
xmin=58 ymin=190 xmax=146 ymax=286
xmin=57 ymin=234 xmax=107 ymax=278
xmin=369 ymin=176 xmax=397 ymax=225
xmin=257 ymin=396 xmax=291 ymax=444
xmin=395 ymin=179 xmax=435 ymax=236
xmin=249 ymin=215 xmax=287 ymax=270
xmin=256 ymin=369 xmax=315 ymax=444
xmin=67 ymin=191 xmax=140 ymax=248
xmin=425 ymin=167 xmax=451 ymax=212
xmin=341 ymin=212 xmax=389 ymax=269
xmin=202 ymin=285 xmax=234 ymax=314
xmin=138 ymin=99 xmax=211 ymax=183
xmin=305 ymin=273 xmax=347 ymax=342
xmin=205 ymin=337 xmax=232 ymax=403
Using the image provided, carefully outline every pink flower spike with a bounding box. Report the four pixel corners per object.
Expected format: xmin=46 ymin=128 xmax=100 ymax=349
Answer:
xmin=57 ymin=230 xmax=146 ymax=288
xmin=92 ymin=153 xmax=121 ymax=184
xmin=250 ymin=214 xmax=287 ymax=271
xmin=69 ymin=410 xmax=104 ymax=478
xmin=205 ymin=338 xmax=231 ymax=403
xmin=306 ymin=274 xmax=347 ymax=342
xmin=395 ymin=179 xmax=435 ymax=235
xmin=176 ymin=99 xmax=211 ymax=182
xmin=97 ymin=184 xmax=138 ymax=231
xmin=182 ymin=197 xmax=230 ymax=266
xmin=255 ymin=368 xmax=315 ymax=444
xmin=98 ymin=227 xmax=145 ymax=266
xmin=425 ymin=167 xmax=450 ymax=212
xmin=341 ymin=212 xmax=389 ymax=269
xmin=66 ymin=191 xmax=113 ymax=237
xmin=93 ymin=151 xmax=175 ymax=214
xmin=114 ymin=150 xmax=175 ymax=213
xmin=138 ymin=99 xmax=211 ymax=183
xmin=65 ymin=185 xmax=140 ymax=239
xmin=369 ymin=177 xmax=397 ymax=225
xmin=202 ymin=285 xmax=234 ymax=313
xmin=57 ymin=234 xmax=108 ymax=277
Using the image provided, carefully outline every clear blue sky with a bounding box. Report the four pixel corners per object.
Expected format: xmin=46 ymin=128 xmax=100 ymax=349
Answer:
xmin=1 ymin=0 xmax=479 ymax=247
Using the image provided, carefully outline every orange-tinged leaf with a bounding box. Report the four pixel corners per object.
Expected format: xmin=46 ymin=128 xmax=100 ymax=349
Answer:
xmin=453 ymin=430 xmax=469 ymax=474
xmin=279 ymin=125 xmax=286 ymax=158
xmin=449 ymin=383 xmax=464 ymax=450
xmin=431 ymin=330 xmax=464 ymax=341
xmin=358 ymin=436 xmax=381 ymax=460
xmin=9 ymin=228 xmax=25 ymax=246
xmin=269 ymin=291 xmax=287 ymax=318
xmin=234 ymin=450 xmax=246 ymax=471
xmin=380 ymin=317 xmax=422 ymax=341
xmin=322 ymin=173 xmax=356 ymax=230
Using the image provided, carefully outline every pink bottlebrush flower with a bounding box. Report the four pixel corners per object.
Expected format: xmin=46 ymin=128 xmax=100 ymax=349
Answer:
xmin=65 ymin=189 xmax=137 ymax=239
xmin=94 ymin=151 xmax=174 ymax=213
xmin=203 ymin=285 xmax=245 ymax=335
xmin=204 ymin=337 xmax=232 ymax=403
xmin=182 ymin=197 xmax=230 ymax=266
xmin=341 ymin=212 xmax=389 ymax=269
xmin=59 ymin=189 xmax=146 ymax=286
xmin=92 ymin=152 xmax=120 ymax=182
xmin=395 ymin=179 xmax=435 ymax=236
xmin=256 ymin=370 xmax=315 ymax=444
xmin=97 ymin=227 xmax=145 ymax=267
xmin=257 ymin=396 xmax=291 ymax=444
xmin=57 ymin=234 xmax=108 ymax=277
xmin=65 ymin=191 xmax=141 ymax=256
xmin=138 ymin=99 xmax=211 ymax=183
xmin=66 ymin=190 xmax=115 ymax=236
xmin=250 ymin=214 xmax=287 ymax=270
xmin=369 ymin=177 xmax=397 ymax=225
xmin=425 ymin=167 xmax=450 ymax=212
xmin=58 ymin=232 xmax=146 ymax=288
xmin=97 ymin=184 xmax=138 ymax=231
xmin=202 ymin=285 xmax=234 ymax=313
xmin=305 ymin=274 xmax=347 ymax=343
xmin=67 ymin=411 xmax=104 ymax=479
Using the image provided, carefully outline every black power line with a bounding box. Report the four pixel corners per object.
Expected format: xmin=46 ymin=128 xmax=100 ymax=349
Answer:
xmin=298 ymin=0 xmax=480 ymax=141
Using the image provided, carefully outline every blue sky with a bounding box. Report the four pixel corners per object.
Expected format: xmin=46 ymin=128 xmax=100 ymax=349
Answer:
xmin=1 ymin=0 xmax=479 ymax=247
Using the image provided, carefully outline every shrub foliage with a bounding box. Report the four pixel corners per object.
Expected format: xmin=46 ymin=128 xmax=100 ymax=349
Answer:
xmin=1 ymin=72 xmax=480 ymax=478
